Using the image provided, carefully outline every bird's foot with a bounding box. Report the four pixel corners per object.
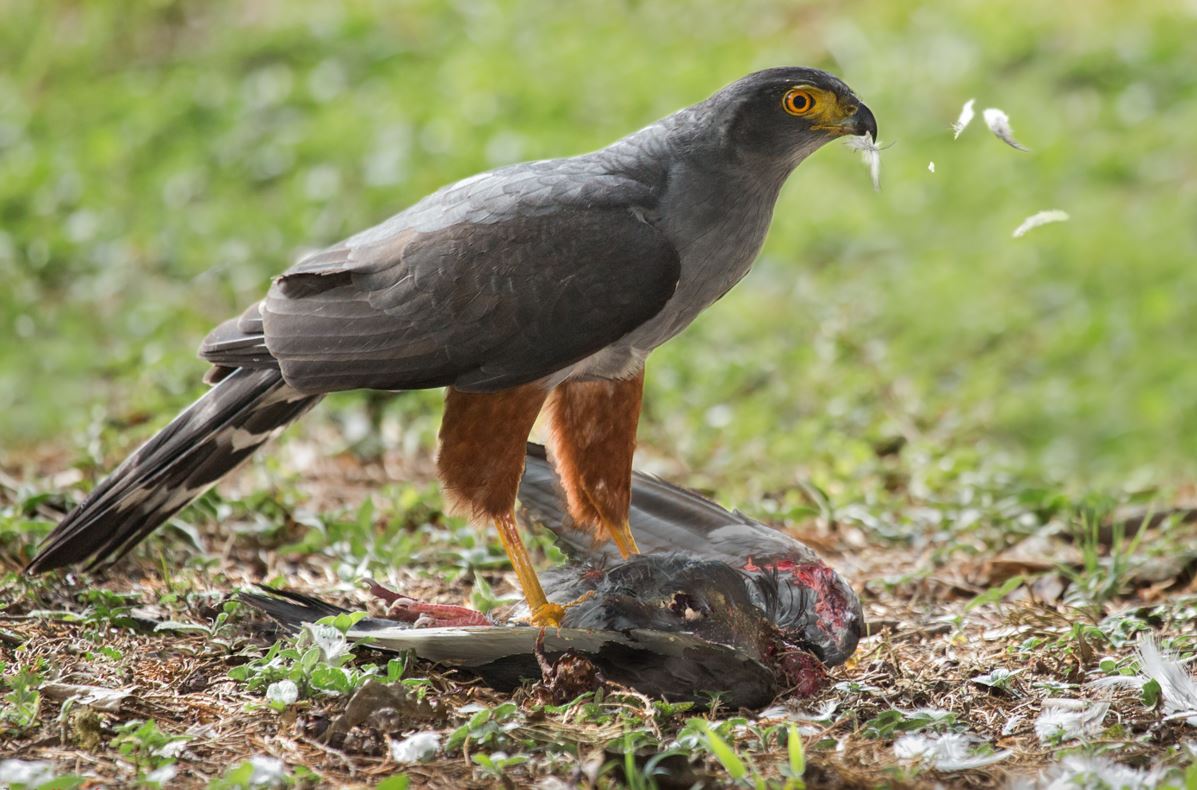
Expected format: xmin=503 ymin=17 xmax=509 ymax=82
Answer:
xmin=529 ymin=601 xmax=566 ymax=628
xmin=528 ymin=589 xmax=596 ymax=628
xmin=364 ymin=579 xmax=492 ymax=628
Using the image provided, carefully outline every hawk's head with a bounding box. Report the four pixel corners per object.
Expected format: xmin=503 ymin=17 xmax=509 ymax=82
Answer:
xmin=702 ymin=66 xmax=877 ymax=166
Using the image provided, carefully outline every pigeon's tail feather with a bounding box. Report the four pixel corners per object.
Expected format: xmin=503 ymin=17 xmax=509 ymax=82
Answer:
xmin=240 ymin=586 xmax=350 ymax=632
xmin=27 ymin=368 xmax=320 ymax=573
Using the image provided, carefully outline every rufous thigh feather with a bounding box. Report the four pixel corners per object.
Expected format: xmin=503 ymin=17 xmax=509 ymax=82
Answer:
xmin=437 ymin=383 xmax=549 ymax=518
xmin=546 ymin=370 xmax=644 ymax=541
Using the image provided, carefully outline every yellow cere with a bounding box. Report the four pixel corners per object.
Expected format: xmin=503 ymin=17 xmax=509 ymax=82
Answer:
xmin=781 ymin=85 xmax=858 ymax=134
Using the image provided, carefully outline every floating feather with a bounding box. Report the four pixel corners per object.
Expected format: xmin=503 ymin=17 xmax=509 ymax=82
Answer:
xmin=1012 ymin=210 xmax=1070 ymax=238
xmin=983 ymin=107 xmax=1030 ymax=151
xmin=952 ymin=99 xmax=975 ymax=139
xmin=844 ymin=134 xmax=882 ymax=191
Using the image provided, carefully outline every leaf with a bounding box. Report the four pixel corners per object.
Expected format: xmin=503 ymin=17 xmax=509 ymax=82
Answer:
xmin=698 ymin=723 xmax=747 ymax=780
xmin=1142 ymin=678 xmax=1162 ymax=709
xmin=35 ymin=777 xmax=87 ymax=790
xmin=299 ymin=646 xmax=321 ymax=674
xmin=787 ymin=724 xmax=806 ymax=781
xmin=375 ymin=776 xmax=410 ymax=790
xmin=152 ymin=620 xmax=210 ymax=635
xmin=965 ymin=575 xmax=1025 ymax=612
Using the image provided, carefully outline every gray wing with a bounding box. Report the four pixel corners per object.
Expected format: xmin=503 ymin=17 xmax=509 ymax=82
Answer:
xmin=518 ymin=444 xmax=819 ymax=565
xmin=239 ymin=588 xmax=777 ymax=708
xmin=201 ymin=165 xmax=679 ymax=394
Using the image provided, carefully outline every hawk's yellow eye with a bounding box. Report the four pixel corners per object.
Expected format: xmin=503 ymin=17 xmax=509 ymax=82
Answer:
xmin=782 ymin=88 xmax=815 ymax=116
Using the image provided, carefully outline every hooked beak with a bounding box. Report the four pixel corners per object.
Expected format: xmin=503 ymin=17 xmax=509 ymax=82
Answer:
xmin=846 ymin=102 xmax=878 ymax=142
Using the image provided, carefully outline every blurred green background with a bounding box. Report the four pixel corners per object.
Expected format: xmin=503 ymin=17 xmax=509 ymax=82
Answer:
xmin=1 ymin=0 xmax=1194 ymax=496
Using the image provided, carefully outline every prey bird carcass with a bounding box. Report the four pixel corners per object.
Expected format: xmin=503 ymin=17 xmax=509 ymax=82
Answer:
xmin=243 ymin=446 xmax=863 ymax=709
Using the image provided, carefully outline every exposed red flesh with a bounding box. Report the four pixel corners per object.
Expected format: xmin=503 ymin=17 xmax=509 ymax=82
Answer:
xmin=742 ymin=558 xmax=853 ymax=632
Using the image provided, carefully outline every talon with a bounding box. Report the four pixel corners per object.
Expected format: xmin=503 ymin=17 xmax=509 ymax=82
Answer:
xmin=531 ymin=602 xmax=565 ymax=628
xmin=562 ymin=589 xmax=596 ymax=610
xmin=603 ymin=518 xmax=641 ymax=559
xmin=530 ymin=590 xmax=594 ymax=628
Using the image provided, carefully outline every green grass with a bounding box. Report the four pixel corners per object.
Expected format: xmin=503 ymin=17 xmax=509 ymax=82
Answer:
xmin=3 ymin=1 xmax=1197 ymax=788
xmin=1 ymin=0 xmax=1195 ymax=487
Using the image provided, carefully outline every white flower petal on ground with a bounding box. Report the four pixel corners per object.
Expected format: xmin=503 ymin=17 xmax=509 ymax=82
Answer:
xmin=953 ymin=98 xmax=976 ymax=138
xmin=1013 ymin=210 xmax=1070 ymax=238
xmin=843 ymin=134 xmax=882 ymax=191
xmin=983 ymin=107 xmax=1030 ymax=151
xmin=928 ymin=161 xmax=935 ymax=173
xmin=266 ymin=679 xmax=299 ymax=706
xmin=894 ymin=732 xmax=1011 ymax=772
xmin=1034 ymin=698 xmax=1109 ymax=744
xmin=390 ymin=731 xmax=442 ymax=764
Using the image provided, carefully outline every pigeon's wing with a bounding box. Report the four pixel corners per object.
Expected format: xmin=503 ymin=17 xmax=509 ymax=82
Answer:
xmin=201 ymin=166 xmax=680 ymax=395
xmin=239 ymin=588 xmax=777 ymax=708
xmin=519 ymin=444 xmax=817 ymax=565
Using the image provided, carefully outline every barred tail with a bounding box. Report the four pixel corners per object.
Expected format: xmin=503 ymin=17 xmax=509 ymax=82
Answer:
xmin=27 ymin=368 xmax=319 ymax=573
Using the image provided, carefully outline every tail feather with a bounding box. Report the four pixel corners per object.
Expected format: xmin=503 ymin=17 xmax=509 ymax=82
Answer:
xmin=27 ymin=368 xmax=320 ymax=573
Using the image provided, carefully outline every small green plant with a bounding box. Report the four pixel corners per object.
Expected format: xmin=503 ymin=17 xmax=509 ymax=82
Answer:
xmin=684 ymin=718 xmax=781 ymax=789
xmin=77 ymin=588 xmax=140 ymax=631
xmin=227 ymin=612 xmax=399 ymax=704
xmin=111 ymin=719 xmax=191 ymax=777
xmin=964 ymin=575 xmax=1025 ymax=613
xmin=1 ymin=659 xmax=45 ymax=733
xmin=1061 ymin=507 xmax=1150 ymax=607
xmin=472 ymin=751 xmax=530 ymax=780
xmin=447 ymin=702 xmax=524 ymax=752
xmin=861 ymin=709 xmax=958 ymax=740
xmin=469 ymin=571 xmax=518 ymax=614
xmin=972 ymin=667 xmax=1024 ymax=693
xmin=783 ymin=725 xmax=807 ymax=790
xmin=618 ymin=729 xmax=682 ymax=790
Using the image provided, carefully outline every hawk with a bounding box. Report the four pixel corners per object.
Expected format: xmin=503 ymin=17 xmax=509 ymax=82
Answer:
xmin=28 ymin=67 xmax=876 ymax=627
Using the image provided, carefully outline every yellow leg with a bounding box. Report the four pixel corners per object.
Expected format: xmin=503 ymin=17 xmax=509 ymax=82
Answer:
xmin=494 ymin=511 xmax=564 ymax=627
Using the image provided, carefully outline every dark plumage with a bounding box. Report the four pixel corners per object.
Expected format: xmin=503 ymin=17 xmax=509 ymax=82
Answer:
xmin=27 ymin=369 xmax=317 ymax=572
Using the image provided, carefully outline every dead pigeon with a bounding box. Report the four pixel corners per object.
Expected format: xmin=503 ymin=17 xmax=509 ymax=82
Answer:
xmin=241 ymin=445 xmax=861 ymax=707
